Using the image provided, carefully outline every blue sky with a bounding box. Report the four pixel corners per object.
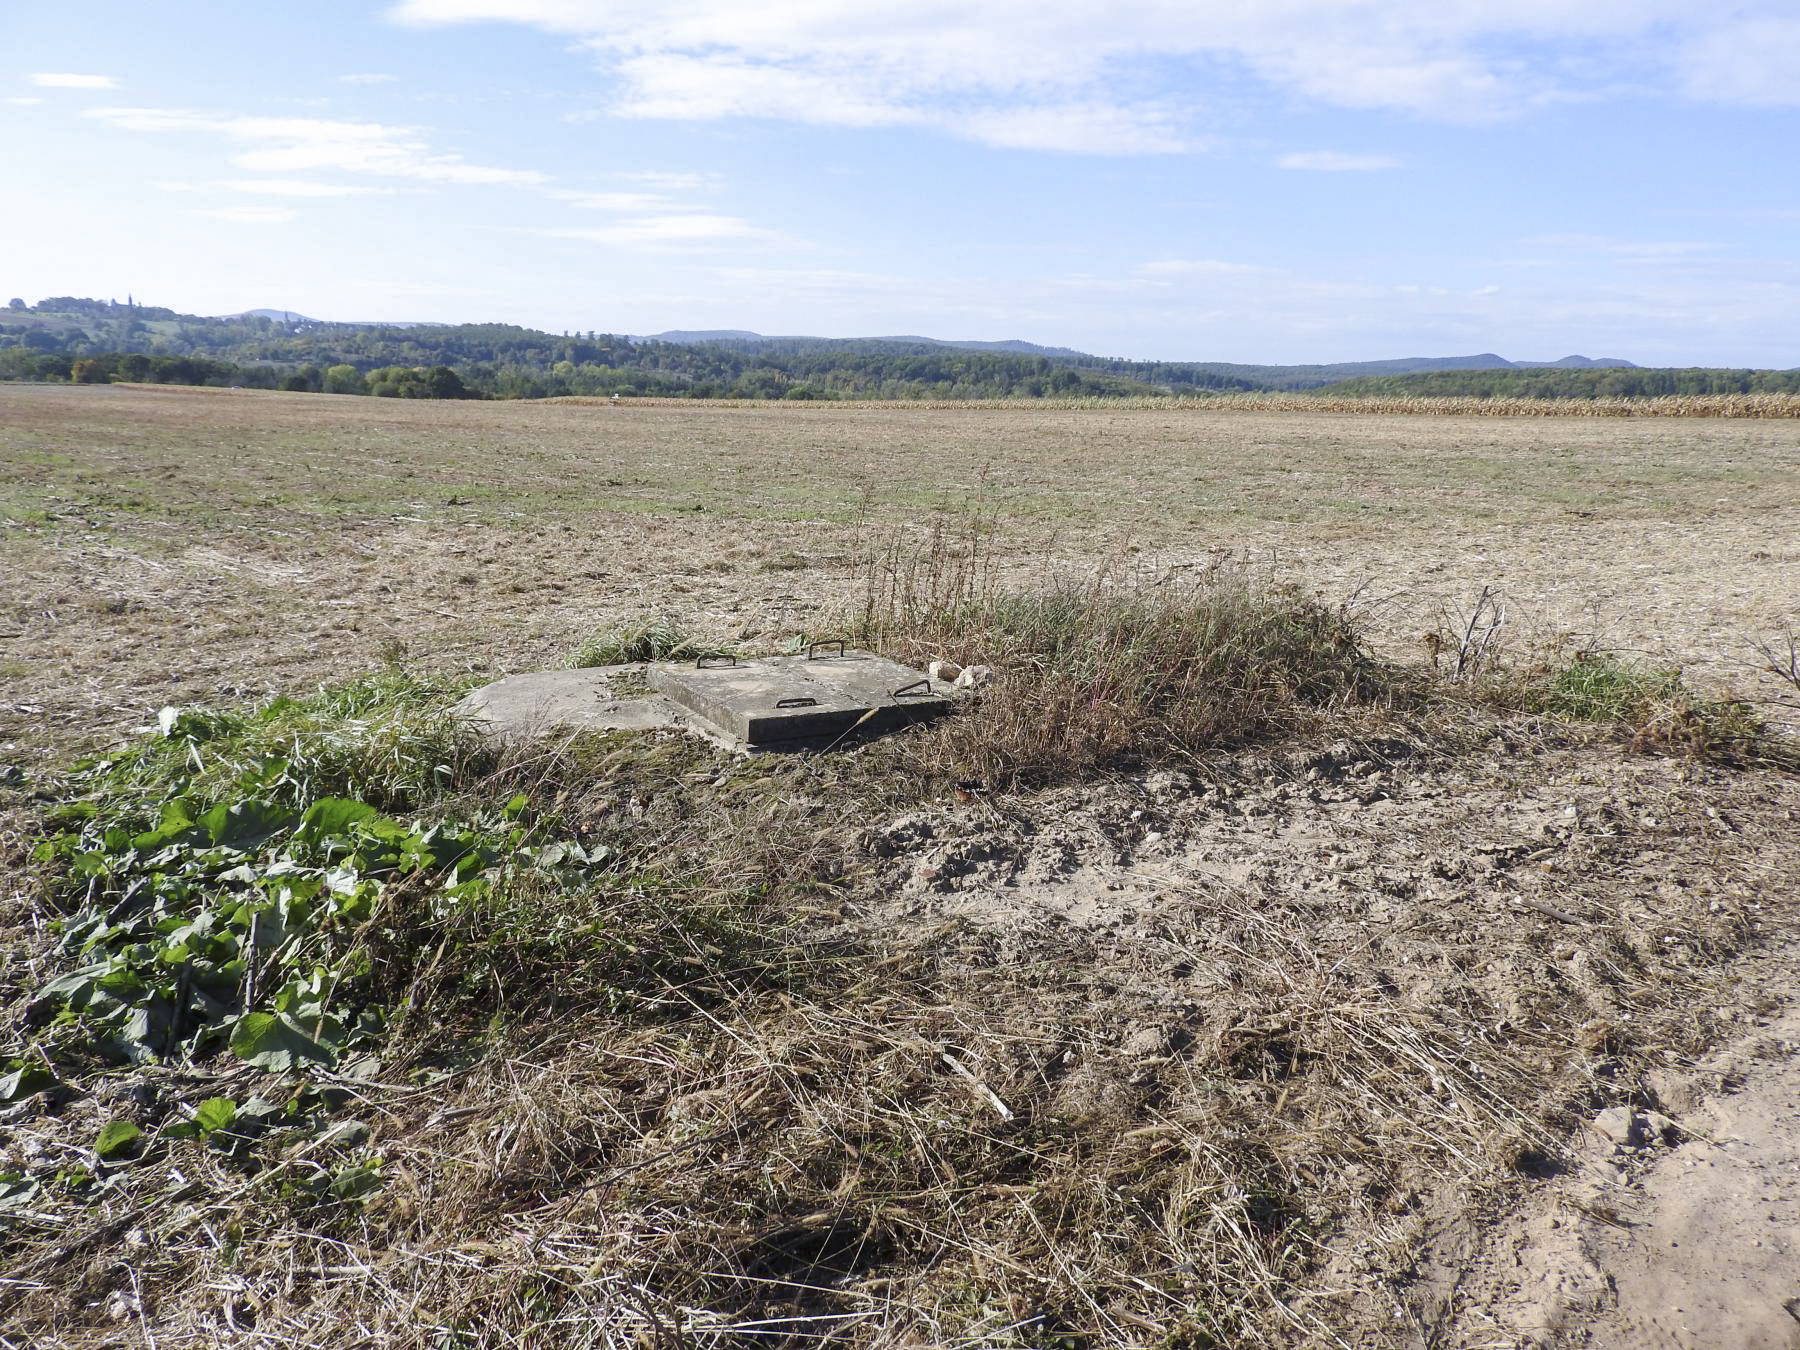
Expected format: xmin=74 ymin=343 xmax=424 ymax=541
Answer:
xmin=3 ymin=1 xmax=1797 ymax=365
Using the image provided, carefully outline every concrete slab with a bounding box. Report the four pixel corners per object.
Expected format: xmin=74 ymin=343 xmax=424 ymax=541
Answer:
xmin=648 ymin=648 xmax=953 ymax=747
xmin=455 ymin=667 xmax=685 ymax=737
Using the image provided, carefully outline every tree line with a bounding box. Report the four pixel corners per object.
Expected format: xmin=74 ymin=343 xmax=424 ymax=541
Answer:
xmin=3 ymin=296 xmax=1794 ymax=402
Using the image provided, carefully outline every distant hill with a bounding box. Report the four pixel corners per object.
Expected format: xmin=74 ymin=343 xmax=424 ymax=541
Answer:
xmin=642 ymin=329 xmax=767 ymax=344
xmin=1531 ymin=355 xmax=1637 ymax=369
xmin=871 ymin=336 xmax=1091 ymax=358
xmin=11 ymin=294 xmax=1790 ymax=403
xmin=1316 ymin=366 xmax=1800 ymax=399
xmin=638 ymin=334 xmax=1633 ymax=388
xmin=647 ymin=331 xmax=1103 ymax=360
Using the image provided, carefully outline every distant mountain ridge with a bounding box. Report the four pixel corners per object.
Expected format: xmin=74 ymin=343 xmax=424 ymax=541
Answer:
xmin=16 ymin=295 xmax=1793 ymax=403
xmin=639 ymin=330 xmax=1635 ymax=379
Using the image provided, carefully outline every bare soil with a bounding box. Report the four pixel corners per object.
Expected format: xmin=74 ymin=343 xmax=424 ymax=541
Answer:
xmin=3 ymin=384 xmax=1798 ymax=1347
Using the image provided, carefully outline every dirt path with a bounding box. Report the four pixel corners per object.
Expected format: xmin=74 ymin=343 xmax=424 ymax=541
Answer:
xmin=1430 ymin=955 xmax=1800 ymax=1349
xmin=1588 ymin=998 xmax=1800 ymax=1350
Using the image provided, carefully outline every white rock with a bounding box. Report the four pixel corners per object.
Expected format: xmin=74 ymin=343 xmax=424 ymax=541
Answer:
xmin=1590 ymin=1106 xmax=1644 ymax=1149
xmin=927 ymin=659 xmax=963 ymax=683
xmin=954 ymin=664 xmax=993 ymax=689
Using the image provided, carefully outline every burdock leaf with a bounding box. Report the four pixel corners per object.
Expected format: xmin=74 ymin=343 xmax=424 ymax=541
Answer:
xmin=95 ymin=1120 xmax=143 ymax=1160
xmin=229 ymin=1012 xmax=338 ymax=1071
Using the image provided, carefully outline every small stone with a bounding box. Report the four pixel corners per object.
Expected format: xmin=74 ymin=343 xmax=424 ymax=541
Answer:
xmin=954 ymin=664 xmax=993 ymax=689
xmin=927 ymin=659 xmax=962 ymax=683
xmin=1590 ymin=1106 xmax=1644 ymax=1149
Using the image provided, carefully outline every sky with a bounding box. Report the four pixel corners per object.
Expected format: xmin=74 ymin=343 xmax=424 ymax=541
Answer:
xmin=3 ymin=2 xmax=1797 ymax=366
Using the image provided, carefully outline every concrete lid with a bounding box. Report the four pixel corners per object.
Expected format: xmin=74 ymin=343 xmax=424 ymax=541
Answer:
xmin=457 ymin=649 xmax=954 ymax=750
xmin=648 ymin=649 xmax=953 ymax=746
xmin=455 ymin=667 xmax=684 ymax=737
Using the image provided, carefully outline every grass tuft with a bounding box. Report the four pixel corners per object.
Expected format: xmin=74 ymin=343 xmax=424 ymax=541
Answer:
xmin=1484 ymin=652 xmax=1767 ymax=760
xmin=851 ymin=524 xmax=1384 ymax=785
xmin=567 ymin=614 xmax=727 ymax=668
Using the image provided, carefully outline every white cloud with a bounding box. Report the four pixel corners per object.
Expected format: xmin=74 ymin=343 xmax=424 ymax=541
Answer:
xmin=159 ymin=178 xmax=397 ymax=198
xmin=384 ymin=0 xmax=1777 ymax=150
xmin=186 ymin=206 xmax=298 ymax=225
xmin=86 ymin=107 xmax=546 ymax=186
xmin=4 ymin=96 xmax=44 ymax=107
xmin=1526 ymin=234 xmax=1721 ymax=259
xmin=225 ymin=178 xmax=398 ymax=197
xmin=1277 ymin=151 xmax=1402 ymax=171
xmin=617 ymin=170 xmax=720 ymax=192
xmin=337 ymin=72 xmax=399 ymax=85
xmin=32 ymin=73 xmax=117 ymax=89
xmin=960 ymin=102 xmax=1186 ymax=154
xmin=539 ymin=214 xmax=782 ymax=247
xmin=1136 ymin=258 xmax=1272 ymax=278
xmin=1679 ymin=17 xmax=1800 ymax=106
xmin=547 ymin=189 xmax=678 ymax=212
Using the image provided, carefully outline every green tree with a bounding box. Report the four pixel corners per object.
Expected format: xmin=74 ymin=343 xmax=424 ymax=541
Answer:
xmin=422 ymin=365 xmax=468 ymax=399
xmin=323 ymin=363 xmax=365 ymax=395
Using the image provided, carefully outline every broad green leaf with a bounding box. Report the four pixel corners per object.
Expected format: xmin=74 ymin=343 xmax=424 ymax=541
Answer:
xmin=39 ymin=965 xmax=105 ymax=1004
xmin=201 ymin=798 xmax=298 ymax=851
xmin=297 ymin=797 xmax=379 ymax=844
xmin=193 ymin=1097 xmax=238 ymax=1134
xmin=0 ymin=1061 xmax=58 ymax=1105
xmin=95 ymin=1120 xmax=143 ymax=1160
xmin=0 ymin=1172 xmax=42 ymax=1210
xmin=327 ymin=1158 xmax=384 ymax=1202
xmin=229 ymin=1011 xmax=337 ymax=1071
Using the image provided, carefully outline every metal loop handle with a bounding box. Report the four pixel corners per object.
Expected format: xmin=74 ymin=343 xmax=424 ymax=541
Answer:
xmin=695 ymin=653 xmax=737 ymax=668
xmin=775 ymin=696 xmax=819 ymax=708
xmin=806 ymin=639 xmax=848 ymax=660
xmin=892 ymin=679 xmax=932 ymax=699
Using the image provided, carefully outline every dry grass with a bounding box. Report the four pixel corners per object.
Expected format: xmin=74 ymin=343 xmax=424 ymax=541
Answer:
xmin=8 ymin=713 xmax=1783 ymax=1348
xmin=848 ymin=522 xmax=1384 ymax=786
xmin=8 ymin=557 xmax=1793 ymax=1347
xmin=561 ymin=393 xmax=1800 ymax=418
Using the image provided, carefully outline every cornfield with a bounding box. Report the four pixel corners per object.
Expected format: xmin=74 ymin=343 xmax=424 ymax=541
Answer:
xmin=565 ymin=392 xmax=1800 ymax=417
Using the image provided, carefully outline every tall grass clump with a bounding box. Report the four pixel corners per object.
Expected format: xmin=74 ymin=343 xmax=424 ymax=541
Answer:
xmin=567 ymin=613 xmax=729 ymax=668
xmin=852 ymin=525 xmax=1382 ymax=785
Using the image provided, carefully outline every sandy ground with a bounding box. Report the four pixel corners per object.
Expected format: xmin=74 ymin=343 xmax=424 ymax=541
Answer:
xmin=1427 ymin=973 xmax=1800 ymax=1349
xmin=855 ymin=736 xmax=1800 ymax=1346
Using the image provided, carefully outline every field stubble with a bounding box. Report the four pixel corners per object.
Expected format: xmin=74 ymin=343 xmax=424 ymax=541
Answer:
xmin=3 ymin=383 xmax=1797 ymax=761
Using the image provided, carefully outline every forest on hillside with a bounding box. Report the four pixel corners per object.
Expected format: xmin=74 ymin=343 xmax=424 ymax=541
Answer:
xmin=2 ymin=296 xmax=1793 ymax=400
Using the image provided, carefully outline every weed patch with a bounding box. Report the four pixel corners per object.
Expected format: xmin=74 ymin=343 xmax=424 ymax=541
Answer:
xmin=568 ymin=613 xmax=729 ymax=668
xmin=20 ymin=675 xmax=794 ymax=1077
xmin=1485 ymin=652 xmax=1769 ymax=761
xmin=851 ymin=526 xmax=1386 ymax=785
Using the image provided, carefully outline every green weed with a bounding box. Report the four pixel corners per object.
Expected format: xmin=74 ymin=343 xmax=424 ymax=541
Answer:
xmin=852 ymin=523 xmax=1384 ymax=785
xmin=567 ymin=614 xmax=729 ymax=668
xmin=1541 ymin=653 xmax=1764 ymax=757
